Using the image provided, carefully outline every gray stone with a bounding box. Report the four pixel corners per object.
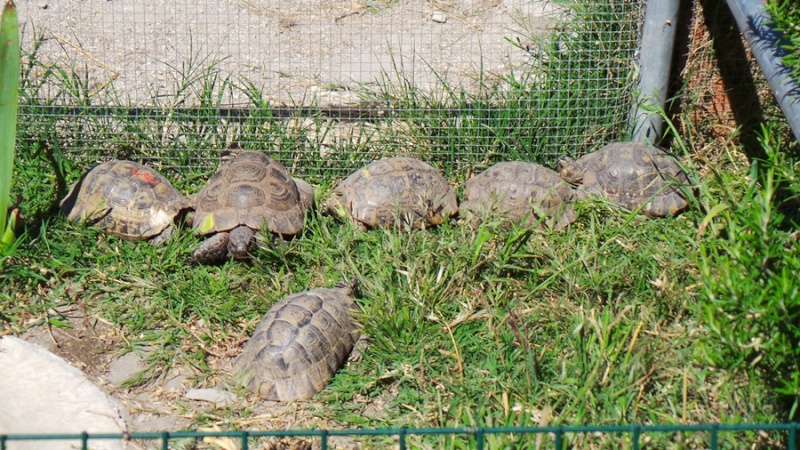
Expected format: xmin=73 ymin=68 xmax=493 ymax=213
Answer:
xmin=0 ymin=336 xmax=129 ymax=450
xmin=185 ymin=388 xmax=236 ymax=406
xmin=104 ymin=351 xmax=146 ymax=386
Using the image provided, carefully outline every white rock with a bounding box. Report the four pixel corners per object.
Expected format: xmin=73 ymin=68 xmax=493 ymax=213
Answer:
xmin=0 ymin=336 xmax=129 ymax=450
xmin=184 ymin=388 xmax=236 ymax=406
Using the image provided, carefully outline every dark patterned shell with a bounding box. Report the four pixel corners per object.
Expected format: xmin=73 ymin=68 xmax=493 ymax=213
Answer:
xmin=460 ymin=161 xmax=577 ymax=229
xmin=233 ymin=284 xmax=359 ymax=402
xmin=60 ymin=160 xmax=190 ymax=240
xmin=325 ymin=157 xmax=458 ymax=228
xmin=557 ymin=142 xmax=690 ymax=217
xmin=193 ymin=151 xmax=308 ymax=237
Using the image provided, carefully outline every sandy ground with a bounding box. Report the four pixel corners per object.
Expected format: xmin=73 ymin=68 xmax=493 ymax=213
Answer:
xmin=16 ymin=0 xmax=560 ymax=106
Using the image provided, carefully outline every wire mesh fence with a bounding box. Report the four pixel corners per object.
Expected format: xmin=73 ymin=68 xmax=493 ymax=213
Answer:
xmin=14 ymin=0 xmax=644 ymax=180
xmin=1 ymin=423 xmax=799 ymax=449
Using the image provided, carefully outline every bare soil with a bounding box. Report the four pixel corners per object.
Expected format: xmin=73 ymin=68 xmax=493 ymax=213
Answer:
xmin=17 ymin=0 xmax=559 ymax=106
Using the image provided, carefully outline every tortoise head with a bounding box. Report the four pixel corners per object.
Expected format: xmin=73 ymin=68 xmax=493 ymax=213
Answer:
xmin=557 ymin=157 xmax=583 ymax=184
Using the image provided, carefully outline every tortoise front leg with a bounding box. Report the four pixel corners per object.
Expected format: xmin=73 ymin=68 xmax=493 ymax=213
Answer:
xmin=191 ymin=232 xmax=231 ymax=265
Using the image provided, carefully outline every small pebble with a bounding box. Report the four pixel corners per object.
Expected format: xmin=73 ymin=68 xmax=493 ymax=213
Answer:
xmin=432 ymin=11 xmax=447 ymax=24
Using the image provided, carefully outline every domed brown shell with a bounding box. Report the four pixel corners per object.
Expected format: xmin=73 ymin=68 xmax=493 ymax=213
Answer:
xmin=557 ymin=142 xmax=690 ymax=217
xmin=460 ymin=161 xmax=577 ymax=229
xmin=60 ymin=160 xmax=190 ymax=242
xmin=324 ymin=157 xmax=458 ymax=229
xmin=233 ymin=283 xmax=359 ymax=402
xmin=192 ymin=151 xmax=310 ymax=237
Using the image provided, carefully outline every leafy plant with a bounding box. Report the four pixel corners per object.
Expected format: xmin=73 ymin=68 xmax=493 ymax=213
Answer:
xmin=694 ymin=126 xmax=800 ymax=420
xmin=768 ymin=0 xmax=800 ymax=80
xmin=0 ymin=0 xmax=19 ymax=255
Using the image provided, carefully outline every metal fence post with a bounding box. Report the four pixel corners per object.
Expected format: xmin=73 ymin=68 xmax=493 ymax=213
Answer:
xmin=161 ymin=431 xmax=169 ymax=450
xmin=475 ymin=428 xmax=484 ymax=450
xmin=80 ymin=431 xmax=88 ymax=450
xmin=240 ymin=431 xmax=248 ymax=450
xmin=632 ymin=425 xmax=641 ymax=450
xmin=725 ymin=0 xmax=800 ymax=142
xmin=790 ymin=423 xmax=797 ymax=450
xmin=321 ymin=430 xmax=328 ymax=450
xmin=555 ymin=427 xmax=564 ymax=450
xmin=398 ymin=427 xmax=407 ymax=449
xmin=710 ymin=424 xmax=719 ymax=450
xmin=630 ymin=0 xmax=681 ymax=143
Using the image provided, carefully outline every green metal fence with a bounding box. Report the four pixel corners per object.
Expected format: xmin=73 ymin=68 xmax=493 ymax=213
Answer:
xmin=2 ymin=423 xmax=798 ymax=449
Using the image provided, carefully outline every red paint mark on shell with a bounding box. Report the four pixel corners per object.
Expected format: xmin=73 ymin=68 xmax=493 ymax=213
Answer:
xmin=131 ymin=167 xmax=158 ymax=185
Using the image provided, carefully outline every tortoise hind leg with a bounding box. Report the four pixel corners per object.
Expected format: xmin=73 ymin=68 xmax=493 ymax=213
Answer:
xmin=191 ymin=232 xmax=231 ymax=265
xmin=148 ymin=224 xmax=174 ymax=246
xmin=228 ymin=226 xmax=256 ymax=261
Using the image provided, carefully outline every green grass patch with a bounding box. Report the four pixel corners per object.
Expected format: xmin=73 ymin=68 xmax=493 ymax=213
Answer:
xmin=2 ymin=0 xmax=800 ymax=446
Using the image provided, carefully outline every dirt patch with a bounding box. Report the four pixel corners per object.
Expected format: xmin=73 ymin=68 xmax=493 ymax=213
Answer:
xmin=22 ymin=306 xmax=116 ymax=378
xmin=17 ymin=0 xmax=559 ymax=106
xmin=16 ymin=304 xmax=390 ymax=448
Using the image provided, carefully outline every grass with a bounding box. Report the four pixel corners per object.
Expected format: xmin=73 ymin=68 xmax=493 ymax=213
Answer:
xmin=3 ymin=1 xmax=800 ymax=448
xmin=768 ymin=0 xmax=800 ymax=80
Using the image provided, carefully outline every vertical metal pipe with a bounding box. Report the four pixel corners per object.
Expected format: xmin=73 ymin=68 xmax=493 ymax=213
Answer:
xmin=631 ymin=0 xmax=681 ymax=144
xmin=725 ymin=0 xmax=800 ymax=143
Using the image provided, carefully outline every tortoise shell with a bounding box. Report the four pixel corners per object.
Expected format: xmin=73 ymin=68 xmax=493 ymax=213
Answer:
xmin=233 ymin=283 xmax=359 ymax=402
xmin=557 ymin=142 xmax=690 ymax=217
xmin=60 ymin=160 xmax=190 ymax=242
xmin=324 ymin=157 xmax=458 ymax=229
xmin=193 ymin=151 xmax=310 ymax=237
xmin=460 ymin=161 xmax=577 ymax=229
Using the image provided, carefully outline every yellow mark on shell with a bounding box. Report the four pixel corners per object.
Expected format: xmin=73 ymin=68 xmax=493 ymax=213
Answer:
xmin=198 ymin=213 xmax=216 ymax=234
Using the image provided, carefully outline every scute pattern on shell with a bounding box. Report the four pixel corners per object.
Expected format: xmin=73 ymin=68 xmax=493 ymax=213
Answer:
xmin=60 ymin=160 xmax=190 ymax=240
xmin=233 ymin=284 xmax=359 ymax=402
xmin=460 ymin=161 xmax=577 ymax=229
xmin=193 ymin=151 xmax=307 ymax=237
xmin=326 ymin=157 xmax=458 ymax=229
xmin=558 ymin=142 xmax=690 ymax=217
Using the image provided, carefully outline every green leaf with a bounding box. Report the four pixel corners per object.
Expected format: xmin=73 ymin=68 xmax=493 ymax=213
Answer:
xmin=0 ymin=0 xmax=19 ymax=248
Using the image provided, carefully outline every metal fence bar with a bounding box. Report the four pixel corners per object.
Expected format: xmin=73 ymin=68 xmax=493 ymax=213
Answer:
xmin=710 ymin=423 xmax=719 ymax=450
xmin=4 ymin=423 xmax=800 ymax=446
xmin=555 ymin=426 xmax=563 ymax=450
xmin=240 ymin=431 xmax=248 ymax=450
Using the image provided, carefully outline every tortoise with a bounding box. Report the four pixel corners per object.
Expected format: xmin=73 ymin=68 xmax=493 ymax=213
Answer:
xmin=460 ymin=161 xmax=577 ymax=229
xmin=60 ymin=160 xmax=191 ymax=244
xmin=232 ymin=281 xmax=360 ymax=402
xmin=324 ymin=157 xmax=458 ymax=230
xmin=191 ymin=150 xmax=314 ymax=264
xmin=557 ymin=141 xmax=691 ymax=217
